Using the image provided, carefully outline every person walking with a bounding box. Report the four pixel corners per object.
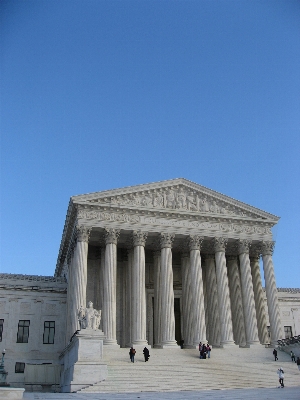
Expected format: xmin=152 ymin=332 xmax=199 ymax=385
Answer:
xmin=129 ymin=347 xmax=136 ymax=363
xmin=277 ymin=367 xmax=284 ymax=388
xmin=273 ymin=348 xmax=278 ymax=361
xmin=297 ymin=357 xmax=300 ymax=371
xmin=143 ymin=347 xmax=150 ymax=362
xmin=290 ymin=350 xmax=296 ymax=362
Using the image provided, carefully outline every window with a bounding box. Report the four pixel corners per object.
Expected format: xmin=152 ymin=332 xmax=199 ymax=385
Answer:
xmin=43 ymin=321 xmax=55 ymax=344
xmin=284 ymin=326 xmax=293 ymax=339
xmin=17 ymin=320 xmax=30 ymax=343
xmin=15 ymin=362 xmax=25 ymax=373
xmin=0 ymin=319 xmax=3 ymax=342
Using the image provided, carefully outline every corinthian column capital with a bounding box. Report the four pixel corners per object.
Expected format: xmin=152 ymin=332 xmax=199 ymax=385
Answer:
xmin=132 ymin=230 xmax=148 ymax=247
xmin=104 ymin=228 xmax=120 ymax=245
xmin=261 ymin=241 xmax=275 ymax=256
xmin=238 ymin=239 xmax=252 ymax=255
xmin=76 ymin=225 xmax=91 ymax=242
xmin=187 ymin=235 xmax=204 ymax=251
xmin=213 ymin=237 xmax=227 ymax=252
xmin=160 ymin=233 xmax=175 ymax=249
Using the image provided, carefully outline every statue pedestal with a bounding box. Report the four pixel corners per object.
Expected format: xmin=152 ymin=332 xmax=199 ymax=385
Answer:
xmin=60 ymin=329 xmax=107 ymax=393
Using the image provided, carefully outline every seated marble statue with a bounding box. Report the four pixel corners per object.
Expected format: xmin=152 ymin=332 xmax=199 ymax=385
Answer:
xmin=78 ymin=301 xmax=101 ymax=330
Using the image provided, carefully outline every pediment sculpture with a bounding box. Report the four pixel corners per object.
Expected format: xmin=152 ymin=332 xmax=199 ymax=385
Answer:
xmin=78 ymin=301 xmax=101 ymax=330
xmin=87 ymin=186 xmax=256 ymax=218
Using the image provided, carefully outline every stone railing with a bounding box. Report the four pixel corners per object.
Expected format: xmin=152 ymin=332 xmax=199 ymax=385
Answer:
xmin=277 ymin=335 xmax=300 ymax=347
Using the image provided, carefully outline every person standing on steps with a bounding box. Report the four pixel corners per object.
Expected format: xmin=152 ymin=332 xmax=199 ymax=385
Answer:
xmin=207 ymin=343 xmax=211 ymax=358
xmin=277 ymin=367 xmax=284 ymax=388
xmin=198 ymin=342 xmax=202 ymax=359
xmin=129 ymin=347 xmax=136 ymax=363
xmin=143 ymin=347 xmax=150 ymax=362
xmin=297 ymin=357 xmax=300 ymax=371
xmin=273 ymin=348 xmax=278 ymax=361
xmin=290 ymin=350 xmax=296 ymax=362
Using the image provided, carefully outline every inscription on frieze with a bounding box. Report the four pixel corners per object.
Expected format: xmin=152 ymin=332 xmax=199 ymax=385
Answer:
xmin=78 ymin=210 xmax=272 ymax=235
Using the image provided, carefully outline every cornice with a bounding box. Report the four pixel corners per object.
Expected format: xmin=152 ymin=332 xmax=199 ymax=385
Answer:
xmin=0 ymin=284 xmax=67 ymax=294
xmin=0 ymin=273 xmax=67 ymax=283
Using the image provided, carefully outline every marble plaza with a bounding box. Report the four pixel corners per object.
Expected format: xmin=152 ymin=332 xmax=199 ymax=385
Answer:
xmin=0 ymin=178 xmax=299 ymax=392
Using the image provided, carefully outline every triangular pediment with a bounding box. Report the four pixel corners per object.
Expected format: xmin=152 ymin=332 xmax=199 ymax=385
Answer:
xmin=72 ymin=178 xmax=279 ymax=222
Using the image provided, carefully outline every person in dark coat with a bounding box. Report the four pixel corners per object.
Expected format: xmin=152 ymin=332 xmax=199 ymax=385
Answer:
xmin=143 ymin=347 xmax=150 ymax=362
xmin=273 ymin=348 xmax=278 ymax=361
xmin=129 ymin=347 xmax=136 ymax=363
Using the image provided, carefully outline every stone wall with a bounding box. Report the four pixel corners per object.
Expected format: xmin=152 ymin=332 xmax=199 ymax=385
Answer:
xmin=0 ymin=274 xmax=67 ymax=387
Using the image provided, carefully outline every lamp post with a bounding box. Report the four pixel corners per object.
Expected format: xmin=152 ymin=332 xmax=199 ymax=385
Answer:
xmin=0 ymin=349 xmax=9 ymax=386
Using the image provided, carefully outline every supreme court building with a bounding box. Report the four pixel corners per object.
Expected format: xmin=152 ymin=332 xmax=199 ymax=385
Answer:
xmin=56 ymin=178 xmax=284 ymax=349
xmin=2 ymin=178 xmax=300 ymax=389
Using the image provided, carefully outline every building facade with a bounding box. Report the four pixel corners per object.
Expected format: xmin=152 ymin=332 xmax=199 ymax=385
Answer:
xmin=1 ymin=179 xmax=300 ymax=388
xmin=55 ymin=178 xmax=283 ymax=349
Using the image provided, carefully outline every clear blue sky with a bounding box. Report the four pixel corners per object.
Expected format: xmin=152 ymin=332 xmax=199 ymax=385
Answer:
xmin=1 ymin=0 xmax=299 ymax=288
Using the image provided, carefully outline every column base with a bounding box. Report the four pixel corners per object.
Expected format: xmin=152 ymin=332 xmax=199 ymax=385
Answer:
xmin=157 ymin=341 xmax=180 ymax=349
xmin=220 ymin=341 xmax=236 ymax=348
xmin=104 ymin=339 xmax=119 ymax=346
xmin=130 ymin=344 xmax=152 ymax=351
xmin=131 ymin=340 xmax=150 ymax=347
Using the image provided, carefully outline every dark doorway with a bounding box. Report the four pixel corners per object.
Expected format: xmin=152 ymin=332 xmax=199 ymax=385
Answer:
xmin=174 ymin=298 xmax=182 ymax=345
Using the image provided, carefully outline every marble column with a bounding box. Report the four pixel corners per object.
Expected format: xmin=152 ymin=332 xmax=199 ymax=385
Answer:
xmin=99 ymin=246 xmax=105 ymax=330
xmin=238 ymin=240 xmax=260 ymax=346
xmin=227 ymin=255 xmax=246 ymax=346
xmin=203 ymin=254 xmax=221 ymax=347
xmin=188 ymin=235 xmax=207 ymax=347
xmin=262 ymin=241 xmax=283 ymax=346
xmin=70 ymin=226 xmax=91 ymax=337
xmin=250 ymin=253 xmax=269 ymax=344
xmin=214 ymin=237 xmax=235 ymax=347
xmin=159 ymin=233 xmax=178 ymax=348
xmin=180 ymin=250 xmax=191 ymax=347
xmin=66 ymin=244 xmax=75 ymax=344
xmin=103 ymin=228 xmax=120 ymax=345
xmin=131 ymin=230 xmax=148 ymax=346
xmin=125 ymin=246 xmax=133 ymax=347
xmin=153 ymin=249 xmax=162 ymax=347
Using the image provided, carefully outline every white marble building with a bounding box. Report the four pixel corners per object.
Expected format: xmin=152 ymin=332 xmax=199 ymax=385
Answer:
xmin=55 ymin=178 xmax=290 ymax=349
xmin=0 ymin=178 xmax=299 ymax=389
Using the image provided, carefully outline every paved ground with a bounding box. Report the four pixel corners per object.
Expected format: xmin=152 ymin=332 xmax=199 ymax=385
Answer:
xmin=23 ymin=386 xmax=300 ymax=400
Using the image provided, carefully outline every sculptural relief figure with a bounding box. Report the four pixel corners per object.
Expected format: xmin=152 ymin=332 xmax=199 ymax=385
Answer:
xmin=177 ymin=188 xmax=187 ymax=209
xmin=153 ymin=191 xmax=164 ymax=208
xmin=165 ymin=189 xmax=176 ymax=208
xmin=78 ymin=301 xmax=101 ymax=330
xmin=210 ymin=200 xmax=219 ymax=213
xmin=187 ymin=191 xmax=198 ymax=211
xmin=140 ymin=192 xmax=152 ymax=207
xmin=200 ymin=197 xmax=209 ymax=212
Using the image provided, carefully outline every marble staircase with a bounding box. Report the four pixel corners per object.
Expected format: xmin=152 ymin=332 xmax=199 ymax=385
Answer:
xmin=80 ymin=346 xmax=300 ymax=393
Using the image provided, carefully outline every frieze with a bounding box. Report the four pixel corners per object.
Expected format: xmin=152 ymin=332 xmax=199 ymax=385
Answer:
xmin=78 ymin=209 xmax=272 ymax=235
xmin=87 ymin=185 xmax=261 ymax=219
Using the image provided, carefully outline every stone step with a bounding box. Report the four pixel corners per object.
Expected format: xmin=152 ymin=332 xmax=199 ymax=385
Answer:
xmin=80 ymin=346 xmax=300 ymax=393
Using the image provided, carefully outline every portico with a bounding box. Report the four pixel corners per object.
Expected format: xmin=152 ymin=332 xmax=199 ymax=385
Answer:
xmin=55 ymin=179 xmax=282 ymax=349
